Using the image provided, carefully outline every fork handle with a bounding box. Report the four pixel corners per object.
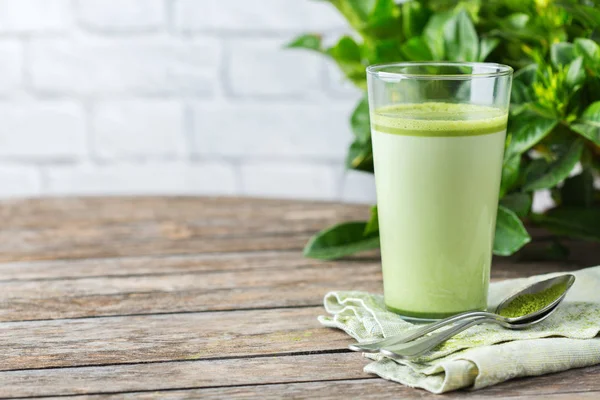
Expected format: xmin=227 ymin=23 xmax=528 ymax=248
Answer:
xmin=348 ymin=310 xmax=492 ymax=353
xmin=380 ymin=316 xmax=494 ymax=360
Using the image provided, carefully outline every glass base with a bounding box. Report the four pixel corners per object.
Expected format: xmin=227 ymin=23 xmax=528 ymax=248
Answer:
xmin=385 ymin=304 xmax=485 ymax=322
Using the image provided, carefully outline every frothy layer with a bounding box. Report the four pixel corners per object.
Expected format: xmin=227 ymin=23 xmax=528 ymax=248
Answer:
xmin=372 ymin=102 xmax=508 ymax=137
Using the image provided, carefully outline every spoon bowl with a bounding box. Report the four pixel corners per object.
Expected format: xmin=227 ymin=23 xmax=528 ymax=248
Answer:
xmin=495 ymin=274 xmax=576 ymax=322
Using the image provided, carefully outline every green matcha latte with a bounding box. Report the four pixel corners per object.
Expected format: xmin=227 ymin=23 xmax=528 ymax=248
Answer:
xmin=371 ymin=102 xmax=508 ymax=319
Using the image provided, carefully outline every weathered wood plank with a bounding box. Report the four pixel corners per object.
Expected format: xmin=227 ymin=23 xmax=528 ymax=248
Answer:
xmin=0 ymin=353 xmax=371 ymax=398
xmin=0 ymin=255 xmax=586 ymax=322
xmin=0 ymin=230 xmax=313 ymax=262
xmin=0 ymin=251 xmax=348 ymax=282
xmin=34 ymin=379 xmax=420 ymax=400
xmin=36 ymin=382 xmax=600 ymax=400
xmin=443 ymin=364 xmax=600 ymax=398
xmin=0 ymin=263 xmax=381 ymax=300
xmin=0 ymin=197 xmax=369 ymax=262
xmin=0 ymin=263 xmax=382 ymax=321
xmin=5 ymin=360 xmax=600 ymax=399
xmin=0 ymin=212 xmax=350 ymax=248
xmin=0 ymin=249 xmax=583 ymax=283
xmin=0 ymin=307 xmax=354 ymax=371
xmin=0 ymin=196 xmax=594 ymax=265
xmin=27 ymin=379 xmax=600 ymax=400
xmin=0 ymin=197 xmax=367 ymax=230
xmin=39 ymin=392 xmax=600 ymax=400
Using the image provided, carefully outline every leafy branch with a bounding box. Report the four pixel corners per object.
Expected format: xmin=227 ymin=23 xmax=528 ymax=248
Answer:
xmin=289 ymin=0 xmax=600 ymax=260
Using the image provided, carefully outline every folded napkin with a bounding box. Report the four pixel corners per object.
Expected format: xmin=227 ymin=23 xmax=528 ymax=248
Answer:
xmin=319 ymin=265 xmax=600 ymax=393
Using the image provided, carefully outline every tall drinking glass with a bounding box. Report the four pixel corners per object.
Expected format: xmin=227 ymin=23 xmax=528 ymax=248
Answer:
xmin=367 ymin=62 xmax=513 ymax=320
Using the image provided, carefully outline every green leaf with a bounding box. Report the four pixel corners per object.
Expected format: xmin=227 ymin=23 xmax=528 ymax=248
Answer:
xmin=550 ymin=42 xmax=575 ymax=67
xmin=504 ymin=110 xmax=558 ymax=160
xmin=327 ymin=0 xmax=377 ymax=32
xmin=351 ymin=96 xmax=371 ymax=143
xmin=363 ymin=38 xmax=403 ymax=63
xmin=327 ymin=35 xmax=362 ymax=64
xmin=327 ymin=0 xmax=400 ymax=38
xmin=500 ymin=155 xmax=521 ymax=198
xmin=364 ymin=205 xmax=379 ymax=236
xmin=570 ymin=123 xmax=600 ymax=145
xmin=327 ymin=36 xmax=366 ymax=87
xmin=570 ymin=101 xmax=600 ymax=145
xmin=532 ymin=206 xmax=600 ymax=241
xmin=574 ymin=38 xmax=600 ymax=71
xmin=510 ymin=64 xmax=537 ymax=105
xmin=565 ymin=56 xmax=585 ymax=89
xmin=362 ymin=0 xmax=402 ymax=38
xmin=423 ymin=11 xmax=454 ymax=59
xmin=346 ymin=139 xmax=374 ymax=173
xmin=493 ymin=205 xmax=531 ymax=256
xmin=561 ymin=169 xmax=595 ymax=208
xmin=505 ymin=12 xmax=530 ymax=30
xmin=522 ymin=102 xmax=558 ymax=120
xmin=368 ymin=0 xmax=397 ymax=23
xmin=478 ymin=37 xmax=499 ymax=61
xmin=522 ymin=158 xmax=549 ymax=185
xmin=522 ymin=139 xmax=585 ymax=191
xmin=285 ymin=34 xmax=322 ymax=52
xmin=513 ymin=64 xmax=538 ymax=86
xmin=400 ymin=36 xmax=434 ymax=60
xmin=510 ymin=81 xmax=530 ymax=105
xmin=580 ymin=101 xmax=600 ymax=125
xmin=303 ymin=221 xmax=380 ymax=260
xmin=556 ymin=2 xmax=600 ymax=29
xmin=443 ymin=10 xmax=479 ymax=62
xmin=500 ymin=192 xmax=533 ymax=218
xmin=402 ymin=1 xmax=430 ymax=39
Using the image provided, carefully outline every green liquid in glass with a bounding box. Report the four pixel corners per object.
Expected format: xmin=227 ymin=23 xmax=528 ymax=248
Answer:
xmin=371 ymin=102 xmax=508 ymax=319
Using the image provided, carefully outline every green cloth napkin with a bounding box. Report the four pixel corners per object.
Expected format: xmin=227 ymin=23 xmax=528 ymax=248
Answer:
xmin=319 ymin=266 xmax=600 ymax=393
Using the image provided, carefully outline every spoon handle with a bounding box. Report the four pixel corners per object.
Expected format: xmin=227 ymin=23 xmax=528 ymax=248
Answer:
xmin=379 ymin=316 xmax=493 ymax=360
xmin=348 ymin=310 xmax=492 ymax=353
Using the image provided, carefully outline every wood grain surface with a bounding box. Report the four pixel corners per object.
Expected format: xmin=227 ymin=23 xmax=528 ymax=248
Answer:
xmin=0 ymin=196 xmax=597 ymax=399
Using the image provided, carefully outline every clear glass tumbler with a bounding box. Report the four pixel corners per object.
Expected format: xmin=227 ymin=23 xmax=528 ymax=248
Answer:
xmin=366 ymin=62 xmax=513 ymax=320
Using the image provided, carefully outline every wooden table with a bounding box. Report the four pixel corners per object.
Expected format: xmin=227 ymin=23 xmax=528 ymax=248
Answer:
xmin=0 ymin=197 xmax=598 ymax=399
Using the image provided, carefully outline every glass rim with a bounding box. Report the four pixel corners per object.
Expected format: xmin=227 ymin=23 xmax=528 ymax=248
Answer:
xmin=366 ymin=61 xmax=513 ymax=80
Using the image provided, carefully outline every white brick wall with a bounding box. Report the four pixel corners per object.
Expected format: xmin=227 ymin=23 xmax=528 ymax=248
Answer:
xmin=190 ymin=102 xmax=356 ymax=160
xmin=227 ymin=38 xmax=323 ymax=97
xmin=29 ymin=38 xmax=221 ymax=96
xmin=46 ymin=162 xmax=237 ymax=195
xmin=91 ymin=100 xmax=185 ymax=160
xmin=76 ymin=0 xmax=166 ymax=32
xmin=173 ymin=0 xmax=345 ymax=32
xmin=0 ymin=0 xmax=71 ymax=33
xmin=0 ymin=102 xmax=86 ymax=160
xmin=240 ymin=162 xmax=341 ymax=200
xmin=0 ymin=41 xmax=23 ymax=95
xmin=0 ymin=0 xmax=374 ymax=203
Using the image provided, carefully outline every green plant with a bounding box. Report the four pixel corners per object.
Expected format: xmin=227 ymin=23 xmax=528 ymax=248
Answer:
xmin=288 ymin=0 xmax=600 ymax=260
